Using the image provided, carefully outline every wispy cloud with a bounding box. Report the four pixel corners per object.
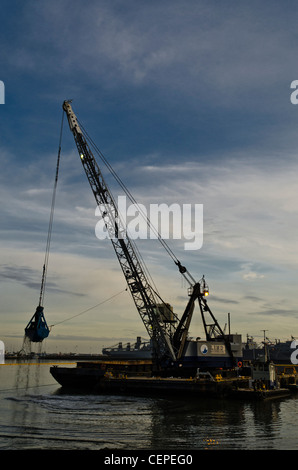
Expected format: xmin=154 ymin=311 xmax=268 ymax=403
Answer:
xmin=1 ymin=1 xmax=298 ymax=349
xmin=0 ymin=264 xmax=85 ymax=297
xmin=18 ymin=2 xmax=293 ymax=104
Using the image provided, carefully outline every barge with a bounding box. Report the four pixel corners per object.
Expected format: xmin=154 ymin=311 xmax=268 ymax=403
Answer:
xmin=50 ymin=357 xmax=291 ymax=401
xmin=50 ymin=359 xmax=152 ymax=389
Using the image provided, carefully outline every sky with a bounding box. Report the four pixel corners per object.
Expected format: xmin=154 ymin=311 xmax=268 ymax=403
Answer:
xmin=1 ymin=0 xmax=298 ymax=353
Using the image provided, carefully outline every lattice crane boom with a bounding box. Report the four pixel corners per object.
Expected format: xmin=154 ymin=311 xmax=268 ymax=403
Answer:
xmin=62 ymin=100 xmax=235 ymax=367
xmin=63 ymin=100 xmax=177 ymax=363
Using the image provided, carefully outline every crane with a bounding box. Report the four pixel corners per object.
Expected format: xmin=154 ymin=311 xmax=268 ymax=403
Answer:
xmin=62 ymin=100 xmax=234 ymax=369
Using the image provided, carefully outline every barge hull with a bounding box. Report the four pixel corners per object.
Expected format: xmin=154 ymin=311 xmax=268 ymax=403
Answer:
xmin=98 ymin=376 xmax=247 ymax=398
xmin=50 ymin=365 xmax=105 ymax=389
xmin=50 ymin=365 xmax=290 ymax=400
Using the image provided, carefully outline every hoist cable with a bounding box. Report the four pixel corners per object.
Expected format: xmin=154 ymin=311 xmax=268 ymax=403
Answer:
xmin=39 ymin=110 xmax=64 ymax=307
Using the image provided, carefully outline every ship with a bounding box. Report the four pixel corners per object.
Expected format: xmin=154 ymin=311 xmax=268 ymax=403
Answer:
xmin=102 ymin=337 xmax=152 ymax=359
xmin=242 ymin=335 xmax=298 ymax=365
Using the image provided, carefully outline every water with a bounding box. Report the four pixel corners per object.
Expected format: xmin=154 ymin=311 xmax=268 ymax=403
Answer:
xmin=1 ymin=360 xmax=298 ymax=451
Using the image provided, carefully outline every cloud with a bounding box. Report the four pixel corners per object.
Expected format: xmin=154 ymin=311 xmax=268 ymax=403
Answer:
xmin=0 ymin=264 xmax=85 ymax=297
xmin=250 ymin=309 xmax=298 ymax=318
xmin=118 ymin=157 xmax=298 ymax=271
xmin=5 ymin=1 xmax=295 ymax=114
xmin=2 ymin=145 xmax=298 ymax=301
xmin=27 ymin=2 xmax=290 ymax=97
xmin=243 ymin=295 xmax=263 ymax=303
xmin=2 ymin=1 xmax=298 ymax=348
xmin=242 ymin=272 xmax=265 ymax=281
xmin=210 ymin=296 xmax=239 ymax=305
